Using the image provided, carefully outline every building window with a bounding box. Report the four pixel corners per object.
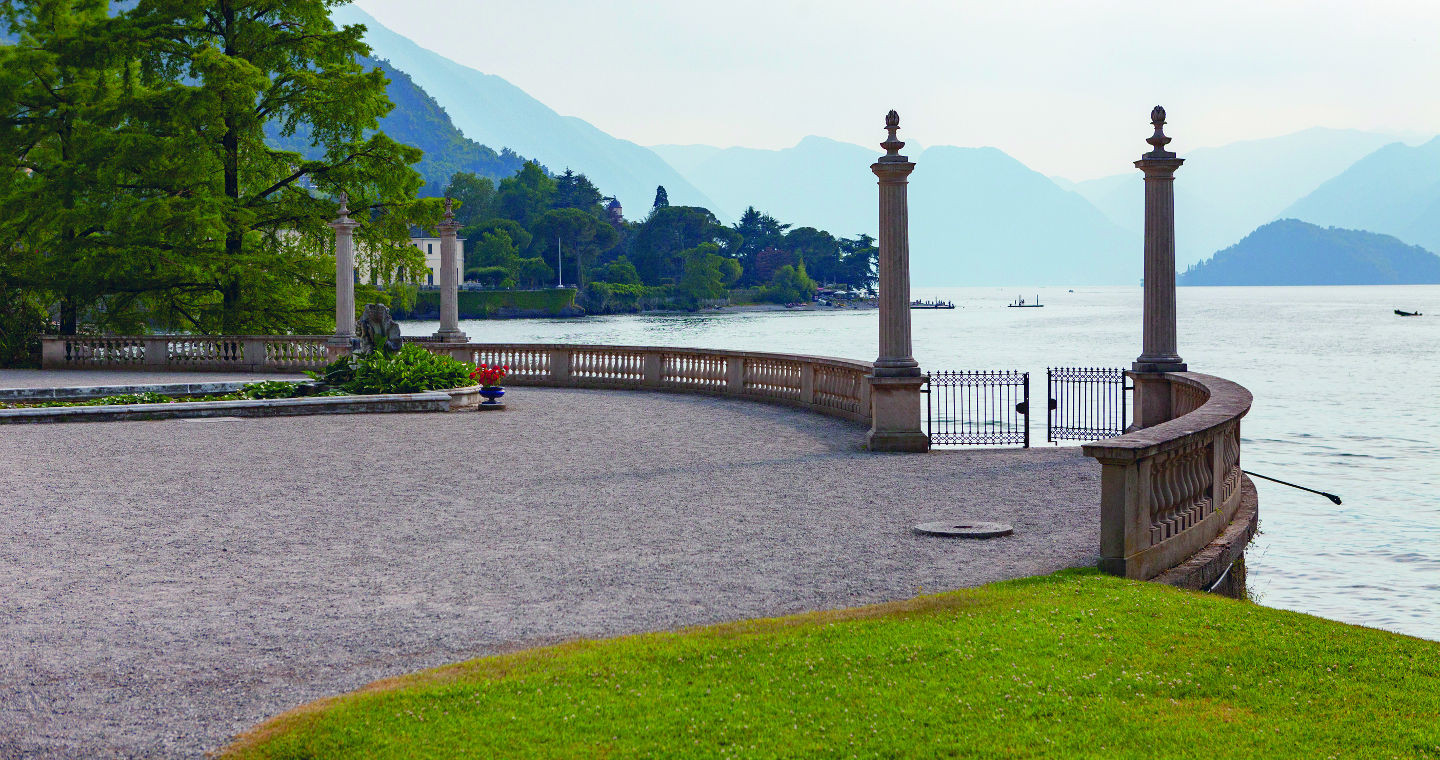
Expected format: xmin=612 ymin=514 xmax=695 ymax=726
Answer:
xmin=427 ymin=271 xmax=434 ymax=286
xmin=428 ymin=243 xmax=433 ymax=255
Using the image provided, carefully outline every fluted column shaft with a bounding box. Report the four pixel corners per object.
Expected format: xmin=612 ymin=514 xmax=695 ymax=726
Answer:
xmin=872 ymin=162 xmax=919 ymax=377
xmin=1134 ymin=157 xmax=1185 ymax=371
xmin=330 ymin=214 xmax=359 ymax=345
xmin=433 ymin=213 xmax=467 ymax=342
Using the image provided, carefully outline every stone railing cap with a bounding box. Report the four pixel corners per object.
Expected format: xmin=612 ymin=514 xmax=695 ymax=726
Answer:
xmin=1082 ymin=372 xmax=1251 ymax=462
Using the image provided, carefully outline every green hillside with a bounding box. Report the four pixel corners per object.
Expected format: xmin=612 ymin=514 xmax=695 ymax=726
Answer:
xmin=1180 ymin=219 xmax=1440 ymax=285
xmin=265 ymin=56 xmax=530 ymax=196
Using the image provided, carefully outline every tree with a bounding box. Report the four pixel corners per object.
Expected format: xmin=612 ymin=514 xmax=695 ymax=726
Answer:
xmin=837 ymin=234 xmax=879 ymax=291
xmin=596 ymin=256 xmax=642 ymax=285
xmin=673 ymin=243 xmax=729 ymax=309
xmin=496 ymin=160 xmax=555 ymax=225
xmin=651 ymin=185 xmax=669 ymax=212
xmin=445 ymin=172 xmax=497 ymax=228
xmin=761 ymin=260 xmax=817 ymax=304
xmin=0 ymin=0 xmax=138 ymax=335
xmin=629 ymin=206 xmax=738 ymax=284
xmin=732 ymin=207 xmax=789 ymax=285
xmin=470 ymin=230 xmax=519 ymax=270
xmin=785 ymin=227 xmax=842 ymax=285
xmin=109 ymin=0 xmax=431 ymax=333
xmin=552 ymin=169 xmax=604 ymax=214
xmin=529 ymin=207 xmax=618 ymax=287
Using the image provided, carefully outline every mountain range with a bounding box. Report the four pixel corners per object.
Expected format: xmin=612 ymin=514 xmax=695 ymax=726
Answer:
xmin=330 ymin=4 xmax=716 ymax=217
xmin=1282 ymin=136 xmax=1440 ymax=256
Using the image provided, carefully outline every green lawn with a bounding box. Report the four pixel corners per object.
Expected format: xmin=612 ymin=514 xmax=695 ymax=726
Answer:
xmin=222 ymin=570 xmax=1440 ymax=759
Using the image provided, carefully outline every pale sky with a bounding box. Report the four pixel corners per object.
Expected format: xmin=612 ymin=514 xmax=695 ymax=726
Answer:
xmin=353 ymin=0 xmax=1440 ymax=181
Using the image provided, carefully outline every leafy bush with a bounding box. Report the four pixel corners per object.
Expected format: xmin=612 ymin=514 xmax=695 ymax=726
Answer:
xmin=239 ymin=380 xmax=302 ymax=399
xmin=311 ymin=343 xmax=474 ymax=395
xmin=94 ymin=392 xmax=170 ymax=405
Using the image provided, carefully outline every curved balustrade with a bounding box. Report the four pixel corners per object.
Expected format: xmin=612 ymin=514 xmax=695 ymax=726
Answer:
xmin=431 ymin=342 xmax=873 ymax=423
xmin=1082 ymin=372 xmax=1253 ymax=580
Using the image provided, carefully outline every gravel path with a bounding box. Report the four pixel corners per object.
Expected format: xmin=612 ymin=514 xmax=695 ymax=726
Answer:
xmin=0 ymin=386 xmax=1098 ymax=758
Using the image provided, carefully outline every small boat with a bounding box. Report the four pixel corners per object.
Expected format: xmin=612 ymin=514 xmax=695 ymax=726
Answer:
xmin=910 ymin=299 xmax=955 ymax=309
xmin=1007 ymin=295 xmax=1044 ymax=308
xmin=1395 ymin=309 xmax=1423 ymax=317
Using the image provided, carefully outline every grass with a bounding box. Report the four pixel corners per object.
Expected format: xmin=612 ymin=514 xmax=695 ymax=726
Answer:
xmin=221 ymin=570 xmax=1440 ymax=759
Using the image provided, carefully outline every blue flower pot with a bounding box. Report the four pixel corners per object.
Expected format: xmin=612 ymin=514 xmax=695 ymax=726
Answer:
xmin=479 ymin=386 xmax=505 ymax=406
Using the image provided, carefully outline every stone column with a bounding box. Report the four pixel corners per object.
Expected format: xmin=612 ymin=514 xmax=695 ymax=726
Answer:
xmin=1132 ymin=106 xmax=1187 ymax=428
xmin=867 ymin=110 xmax=929 ymax=453
xmin=433 ymin=198 xmax=468 ymax=343
xmin=329 ymin=192 xmax=360 ymax=357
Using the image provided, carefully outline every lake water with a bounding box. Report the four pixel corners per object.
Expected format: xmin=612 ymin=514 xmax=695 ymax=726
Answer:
xmin=403 ymin=285 xmax=1440 ymax=641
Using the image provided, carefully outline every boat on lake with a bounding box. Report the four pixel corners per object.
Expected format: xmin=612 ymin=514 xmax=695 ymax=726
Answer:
xmin=910 ymin=299 xmax=955 ymax=309
xmin=1394 ymin=309 xmax=1423 ymax=317
xmin=1008 ymin=295 xmax=1043 ymax=308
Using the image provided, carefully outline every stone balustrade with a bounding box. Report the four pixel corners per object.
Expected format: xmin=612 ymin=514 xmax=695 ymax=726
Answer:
xmin=427 ymin=342 xmax=873 ymax=423
xmin=41 ymin=335 xmax=333 ymax=372
xmin=1083 ymin=372 xmax=1253 ymax=581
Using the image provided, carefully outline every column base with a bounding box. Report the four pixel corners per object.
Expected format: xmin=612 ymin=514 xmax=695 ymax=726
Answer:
xmin=325 ymin=335 xmax=353 ymax=362
xmin=867 ymin=374 xmax=929 ymax=453
xmin=432 ymin=329 xmax=469 ymax=344
xmin=867 ymin=430 xmax=931 ymax=453
xmin=1132 ymin=359 xmax=1186 ymax=373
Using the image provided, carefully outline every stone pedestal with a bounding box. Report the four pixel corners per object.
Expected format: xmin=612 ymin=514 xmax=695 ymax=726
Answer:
xmin=330 ymin=193 xmax=360 ymax=352
xmin=433 ymin=198 xmax=468 ymax=343
xmin=1132 ymin=107 xmax=1186 ymax=426
xmin=867 ymin=111 xmax=927 ymax=452
xmin=867 ymin=375 xmax=930 ymax=452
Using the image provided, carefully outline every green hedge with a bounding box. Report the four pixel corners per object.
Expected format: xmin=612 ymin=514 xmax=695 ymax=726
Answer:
xmin=393 ymin=288 xmax=578 ymax=319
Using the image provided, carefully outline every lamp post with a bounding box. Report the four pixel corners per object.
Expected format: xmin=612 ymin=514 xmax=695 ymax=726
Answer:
xmin=866 ymin=110 xmax=929 ymax=452
xmin=1132 ymin=106 xmax=1187 ymax=427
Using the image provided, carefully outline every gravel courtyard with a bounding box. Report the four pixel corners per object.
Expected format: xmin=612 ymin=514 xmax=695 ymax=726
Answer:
xmin=0 ymin=384 xmax=1099 ymax=758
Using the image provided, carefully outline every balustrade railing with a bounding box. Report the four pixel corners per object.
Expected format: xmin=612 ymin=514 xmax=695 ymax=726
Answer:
xmin=41 ymin=336 xmax=333 ymax=372
xmin=1082 ymin=372 xmax=1253 ymax=580
xmin=423 ymin=342 xmax=872 ymax=423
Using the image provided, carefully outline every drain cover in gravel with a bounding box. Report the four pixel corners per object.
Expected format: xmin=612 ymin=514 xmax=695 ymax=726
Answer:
xmin=912 ymin=521 xmax=1013 ymax=538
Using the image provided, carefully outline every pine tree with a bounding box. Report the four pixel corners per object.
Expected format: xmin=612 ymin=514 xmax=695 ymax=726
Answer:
xmin=651 ymin=185 xmax=669 ymax=211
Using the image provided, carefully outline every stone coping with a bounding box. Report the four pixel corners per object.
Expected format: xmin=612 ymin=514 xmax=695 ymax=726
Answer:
xmin=0 ymin=385 xmax=480 ymax=424
xmin=0 ymin=380 xmax=258 ymax=403
xmin=424 ymin=340 xmax=875 ymax=372
xmin=1082 ymin=371 xmax=1253 ymax=462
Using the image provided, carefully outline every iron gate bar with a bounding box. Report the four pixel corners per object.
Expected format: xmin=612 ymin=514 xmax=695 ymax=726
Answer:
xmin=1046 ymin=367 xmax=1130 ymax=443
xmin=925 ymin=370 xmax=1029 ymax=448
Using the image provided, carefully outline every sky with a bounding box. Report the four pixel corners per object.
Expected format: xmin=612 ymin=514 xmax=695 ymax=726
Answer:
xmin=352 ymin=0 xmax=1440 ymax=181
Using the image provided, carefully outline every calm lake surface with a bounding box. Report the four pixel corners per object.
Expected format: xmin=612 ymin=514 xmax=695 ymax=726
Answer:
xmin=403 ymin=285 xmax=1440 ymax=641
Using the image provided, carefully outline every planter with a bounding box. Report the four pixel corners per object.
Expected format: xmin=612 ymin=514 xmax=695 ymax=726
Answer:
xmin=478 ymin=386 xmax=506 ymax=408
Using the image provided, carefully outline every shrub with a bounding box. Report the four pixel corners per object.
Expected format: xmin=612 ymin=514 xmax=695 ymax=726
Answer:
xmin=312 ymin=343 xmax=474 ymax=395
xmin=239 ymin=380 xmax=302 ymax=399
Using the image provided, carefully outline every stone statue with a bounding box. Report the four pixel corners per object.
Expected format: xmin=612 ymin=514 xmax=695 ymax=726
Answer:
xmin=352 ymin=303 xmax=402 ymax=356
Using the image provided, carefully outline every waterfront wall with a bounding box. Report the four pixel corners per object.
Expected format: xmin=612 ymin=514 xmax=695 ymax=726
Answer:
xmin=1083 ymin=372 xmax=1255 ymax=585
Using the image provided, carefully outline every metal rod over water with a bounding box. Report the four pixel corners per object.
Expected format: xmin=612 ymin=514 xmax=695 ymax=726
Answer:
xmin=1243 ymin=470 xmax=1342 ymax=505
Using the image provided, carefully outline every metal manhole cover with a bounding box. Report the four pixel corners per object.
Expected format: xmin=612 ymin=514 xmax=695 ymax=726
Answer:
xmin=913 ymin=521 xmax=1013 ymax=539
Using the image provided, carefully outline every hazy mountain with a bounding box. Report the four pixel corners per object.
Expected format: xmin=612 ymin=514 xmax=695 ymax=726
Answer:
xmin=1282 ymin=136 xmax=1440 ymax=254
xmin=266 ymin=56 xmax=529 ymax=196
xmin=331 ymin=4 xmax=717 ymax=218
xmin=652 ymin=136 xmax=877 ymax=237
xmin=656 ymin=137 xmax=1138 ymax=285
xmin=1179 ymin=219 xmax=1440 ymax=286
xmin=1072 ymin=128 xmax=1399 ymax=267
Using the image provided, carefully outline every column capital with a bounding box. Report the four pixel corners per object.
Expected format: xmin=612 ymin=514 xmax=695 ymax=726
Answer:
xmin=330 ymin=191 xmax=361 ymax=231
xmin=436 ymin=196 xmax=462 ymax=235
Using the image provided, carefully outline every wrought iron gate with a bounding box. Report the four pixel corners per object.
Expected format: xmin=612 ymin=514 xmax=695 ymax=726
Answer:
xmin=1046 ymin=367 xmax=1130 ymax=443
xmin=925 ymin=371 xmax=1030 ymax=448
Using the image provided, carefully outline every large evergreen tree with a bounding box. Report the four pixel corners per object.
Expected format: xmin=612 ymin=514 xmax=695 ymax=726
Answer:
xmin=115 ymin=0 xmax=431 ymax=333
